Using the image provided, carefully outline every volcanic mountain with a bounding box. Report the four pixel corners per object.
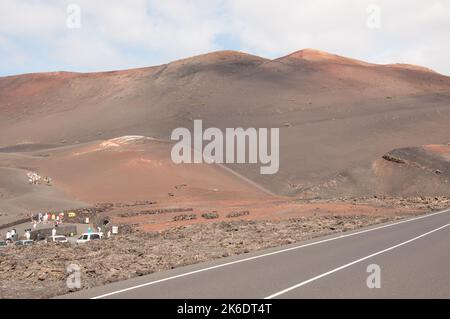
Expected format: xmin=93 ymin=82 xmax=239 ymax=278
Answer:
xmin=0 ymin=49 xmax=449 ymax=220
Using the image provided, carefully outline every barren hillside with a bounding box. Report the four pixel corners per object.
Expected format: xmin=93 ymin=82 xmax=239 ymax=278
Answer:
xmin=1 ymin=49 xmax=449 ymax=205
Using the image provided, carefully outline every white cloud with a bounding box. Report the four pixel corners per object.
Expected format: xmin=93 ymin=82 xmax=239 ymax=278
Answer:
xmin=0 ymin=0 xmax=65 ymax=36
xmin=0 ymin=0 xmax=449 ymax=75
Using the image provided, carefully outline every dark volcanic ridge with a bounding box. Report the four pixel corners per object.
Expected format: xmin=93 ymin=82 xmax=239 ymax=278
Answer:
xmin=293 ymin=144 xmax=450 ymax=199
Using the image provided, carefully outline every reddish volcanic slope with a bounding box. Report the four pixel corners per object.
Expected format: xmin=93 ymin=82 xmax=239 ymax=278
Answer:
xmin=38 ymin=136 xmax=270 ymax=203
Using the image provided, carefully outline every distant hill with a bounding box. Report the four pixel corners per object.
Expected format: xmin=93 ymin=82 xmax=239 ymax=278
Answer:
xmin=1 ymin=49 xmax=449 ymax=199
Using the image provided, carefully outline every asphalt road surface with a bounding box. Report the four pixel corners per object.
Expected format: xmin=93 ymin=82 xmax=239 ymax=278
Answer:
xmin=63 ymin=208 xmax=450 ymax=299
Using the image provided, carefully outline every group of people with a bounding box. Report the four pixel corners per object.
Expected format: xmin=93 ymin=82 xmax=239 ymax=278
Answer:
xmin=31 ymin=212 xmax=64 ymax=229
xmin=2 ymin=228 xmax=31 ymax=242
xmin=4 ymin=228 xmax=17 ymax=242
xmin=27 ymin=172 xmax=41 ymax=185
xmin=2 ymin=226 xmax=58 ymax=243
xmin=2 ymin=212 xmax=62 ymax=242
xmin=27 ymin=172 xmax=52 ymax=186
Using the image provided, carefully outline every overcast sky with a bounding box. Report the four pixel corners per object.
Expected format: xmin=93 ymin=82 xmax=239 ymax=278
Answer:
xmin=1 ymin=0 xmax=449 ymax=76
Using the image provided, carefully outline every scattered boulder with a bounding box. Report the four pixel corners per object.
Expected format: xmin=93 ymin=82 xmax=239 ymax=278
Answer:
xmin=201 ymin=212 xmax=219 ymax=219
xmin=173 ymin=214 xmax=197 ymax=221
xmin=226 ymin=211 xmax=250 ymax=218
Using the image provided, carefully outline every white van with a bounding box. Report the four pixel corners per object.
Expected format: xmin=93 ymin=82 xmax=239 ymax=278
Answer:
xmin=76 ymin=232 xmax=102 ymax=244
xmin=46 ymin=235 xmax=69 ymax=243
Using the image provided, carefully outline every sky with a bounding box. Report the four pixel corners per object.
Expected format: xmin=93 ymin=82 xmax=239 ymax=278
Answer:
xmin=1 ymin=0 xmax=449 ymax=76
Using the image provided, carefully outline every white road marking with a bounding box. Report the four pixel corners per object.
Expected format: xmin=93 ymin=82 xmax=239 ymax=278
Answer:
xmin=265 ymin=223 xmax=450 ymax=299
xmin=91 ymin=208 xmax=450 ymax=299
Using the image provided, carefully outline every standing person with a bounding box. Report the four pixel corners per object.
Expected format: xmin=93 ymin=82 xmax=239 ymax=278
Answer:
xmin=5 ymin=231 xmax=11 ymax=241
xmin=51 ymin=227 xmax=57 ymax=237
xmin=33 ymin=220 xmax=37 ymax=230
xmin=43 ymin=213 xmax=48 ymax=224
xmin=25 ymin=230 xmax=31 ymax=240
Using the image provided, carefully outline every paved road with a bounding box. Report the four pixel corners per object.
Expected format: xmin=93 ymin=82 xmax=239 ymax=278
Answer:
xmin=63 ymin=208 xmax=450 ymax=299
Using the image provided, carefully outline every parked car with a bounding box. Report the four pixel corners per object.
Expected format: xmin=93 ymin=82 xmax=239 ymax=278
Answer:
xmin=46 ymin=235 xmax=69 ymax=243
xmin=15 ymin=240 xmax=34 ymax=246
xmin=76 ymin=232 xmax=102 ymax=244
xmin=0 ymin=241 xmax=8 ymax=248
